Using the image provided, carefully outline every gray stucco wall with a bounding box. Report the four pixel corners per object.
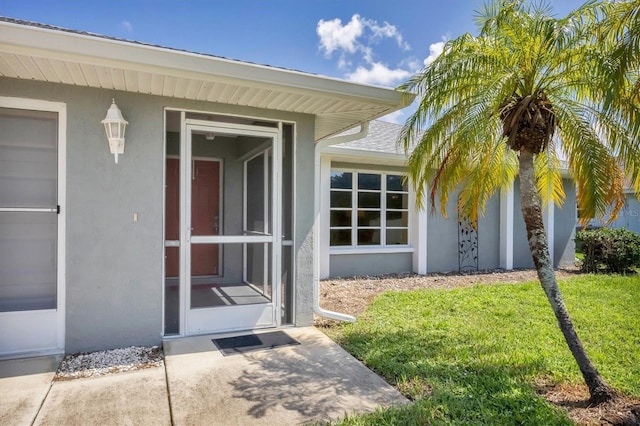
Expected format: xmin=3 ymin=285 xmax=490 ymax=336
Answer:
xmin=293 ymin=118 xmax=315 ymax=326
xmin=554 ymin=180 xmax=577 ymax=267
xmin=478 ymin=195 xmax=501 ymax=270
xmin=513 ymin=178 xmax=576 ymax=269
xmin=426 ymin=194 xmax=464 ymax=273
xmin=330 ymin=252 xmax=412 ymax=277
xmin=589 ymin=193 xmax=640 ymax=235
xmin=622 ymin=195 xmax=640 ymax=235
xmin=426 ymin=191 xmax=501 ymax=273
xmin=1 ymin=77 xmax=316 ymax=351
xmin=513 ymin=179 xmax=535 ymax=269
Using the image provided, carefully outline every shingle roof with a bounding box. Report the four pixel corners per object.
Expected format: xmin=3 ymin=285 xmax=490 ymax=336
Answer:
xmin=335 ymin=120 xmax=417 ymax=155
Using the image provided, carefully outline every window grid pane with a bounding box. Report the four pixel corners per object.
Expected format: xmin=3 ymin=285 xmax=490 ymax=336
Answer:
xmin=330 ymin=170 xmax=409 ymax=248
xmin=330 ymin=210 xmax=352 ymax=227
xmin=331 ymin=190 xmax=352 ymax=208
xmin=330 ymin=171 xmax=352 ymax=189
xmin=357 ymin=191 xmax=381 ymax=208
xmin=357 ymin=229 xmax=380 ymax=245
xmin=330 ymin=229 xmax=351 ymax=246
xmin=358 ymin=173 xmax=381 ymax=190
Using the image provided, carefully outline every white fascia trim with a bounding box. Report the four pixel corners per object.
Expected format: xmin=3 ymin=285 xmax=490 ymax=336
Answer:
xmin=0 ymin=21 xmax=412 ymax=107
xmin=320 ymin=147 xmax=408 ymax=166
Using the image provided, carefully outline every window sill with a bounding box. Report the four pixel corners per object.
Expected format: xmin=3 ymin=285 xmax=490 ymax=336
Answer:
xmin=330 ymin=246 xmax=414 ymax=255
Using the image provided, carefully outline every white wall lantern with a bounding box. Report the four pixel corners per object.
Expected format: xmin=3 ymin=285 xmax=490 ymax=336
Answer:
xmin=101 ymin=99 xmax=128 ymax=163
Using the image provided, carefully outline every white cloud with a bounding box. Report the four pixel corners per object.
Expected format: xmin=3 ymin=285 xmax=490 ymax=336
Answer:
xmin=424 ymin=40 xmax=445 ymax=66
xmin=337 ymin=57 xmax=350 ymax=70
xmin=121 ymin=20 xmax=133 ymax=33
xmin=317 ymin=15 xmax=364 ymax=56
xmin=369 ymin=21 xmax=410 ymax=51
xmin=400 ymin=57 xmax=423 ymax=73
xmin=317 ymin=14 xmax=410 ymax=59
xmin=317 ymin=14 xmax=416 ymax=88
xmin=346 ymin=62 xmax=412 ymax=87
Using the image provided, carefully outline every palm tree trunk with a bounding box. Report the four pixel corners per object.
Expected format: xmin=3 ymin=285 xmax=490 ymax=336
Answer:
xmin=518 ymin=150 xmax=615 ymax=404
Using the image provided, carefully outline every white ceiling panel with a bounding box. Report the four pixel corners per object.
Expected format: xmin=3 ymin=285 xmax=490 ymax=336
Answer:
xmin=137 ymin=71 xmax=152 ymax=94
xmin=65 ymin=62 xmax=87 ymax=86
xmin=79 ymin=63 xmax=100 ymax=87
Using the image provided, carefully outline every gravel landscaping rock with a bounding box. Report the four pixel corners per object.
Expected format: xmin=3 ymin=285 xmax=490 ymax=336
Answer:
xmin=55 ymin=346 xmax=164 ymax=380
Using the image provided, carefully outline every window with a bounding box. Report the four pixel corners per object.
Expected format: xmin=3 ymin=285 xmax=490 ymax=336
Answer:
xmin=330 ymin=170 xmax=409 ymax=247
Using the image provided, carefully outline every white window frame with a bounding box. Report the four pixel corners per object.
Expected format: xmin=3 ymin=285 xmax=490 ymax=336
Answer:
xmin=329 ymin=168 xmax=410 ymax=249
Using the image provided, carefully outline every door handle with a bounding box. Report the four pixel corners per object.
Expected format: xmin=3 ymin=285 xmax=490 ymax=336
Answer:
xmin=214 ymin=214 xmax=219 ymax=234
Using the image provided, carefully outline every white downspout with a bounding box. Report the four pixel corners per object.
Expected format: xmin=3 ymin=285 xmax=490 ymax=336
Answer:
xmin=312 ymin=121 xmax=370 ymax=323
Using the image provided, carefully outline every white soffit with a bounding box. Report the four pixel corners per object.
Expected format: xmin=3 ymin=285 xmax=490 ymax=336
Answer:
xmin=0 ymin=19 xmax=413 ymax=140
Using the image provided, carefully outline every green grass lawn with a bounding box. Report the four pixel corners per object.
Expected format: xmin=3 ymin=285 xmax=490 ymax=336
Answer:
xmin=325 ymin=274 xmax=640 ymax=425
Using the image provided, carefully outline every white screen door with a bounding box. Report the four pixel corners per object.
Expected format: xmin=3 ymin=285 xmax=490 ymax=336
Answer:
xmin=0 ymin=101 xmax=65 ymax=356
xmin=181 ymin=121 xmax=281 ymax=335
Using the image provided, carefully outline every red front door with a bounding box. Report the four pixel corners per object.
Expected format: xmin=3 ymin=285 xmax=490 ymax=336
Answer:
xmin=191 ymin=160 xmax=220 ymax=275
xmin=165 ymin=158 xmax=179 ymax=277
xmin=165 ymin=158 xmax=220 ymax=278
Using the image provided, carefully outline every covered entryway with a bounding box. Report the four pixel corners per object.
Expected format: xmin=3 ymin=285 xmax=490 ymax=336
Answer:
xmin=0 ymin=97 xmax=66 ymax=357
xmin=164 ymin=111 xmax=295 ymax=337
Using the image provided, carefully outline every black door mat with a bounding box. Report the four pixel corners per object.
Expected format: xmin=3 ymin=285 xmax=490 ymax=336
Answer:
xmin=212 ymin=331 xmax=300 ymax=356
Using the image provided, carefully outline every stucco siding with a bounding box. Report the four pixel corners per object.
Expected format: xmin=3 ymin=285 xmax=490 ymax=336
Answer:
xmin=293 ymin=117 xmax=316 ymax=327
xmin=623 ymin=195 xmax=640 ymax=234
xmin=426 ymin=194 xmax=460 ymax=273
xmin=425 ymin=192 xmax=501 ymax=273
xmin=554 ymin=179 xmax=577 ymax=267
xmin=512 ymin=180 xmax=535 ymax=269
xmin=329 ymin=252 xmax=412 ymax=278
xmin=478 ymin=195 xmax=501 ymax=270
xmin=589 ymin=194 xmax=640 ymax=235
xmin=513 ymin=177 xmax=576 ymax=269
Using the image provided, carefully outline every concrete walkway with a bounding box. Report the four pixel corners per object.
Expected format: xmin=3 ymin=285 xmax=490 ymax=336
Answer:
xmin=1 ymin=327 xmax=409 ymax=425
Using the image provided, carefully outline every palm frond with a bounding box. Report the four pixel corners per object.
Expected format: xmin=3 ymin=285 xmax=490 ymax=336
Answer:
xmin=534 ymin=143 xmax=565 ymax=208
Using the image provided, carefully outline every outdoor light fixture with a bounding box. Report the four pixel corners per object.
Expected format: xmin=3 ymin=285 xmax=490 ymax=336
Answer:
xmin=101 ymin=99 xmax=128 ymax=163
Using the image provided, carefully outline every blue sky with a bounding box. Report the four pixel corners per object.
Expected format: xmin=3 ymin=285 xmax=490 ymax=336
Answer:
xmin=2 ymin=0 xmax=587 ymax=122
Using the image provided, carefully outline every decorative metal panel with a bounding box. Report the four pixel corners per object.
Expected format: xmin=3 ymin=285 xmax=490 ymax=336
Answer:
xmin=458 ymin=205 xmax=479 ymax=272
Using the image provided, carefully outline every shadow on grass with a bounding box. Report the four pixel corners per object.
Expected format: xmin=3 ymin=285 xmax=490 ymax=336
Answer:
xmin=331 ymin=328 xmax=573 ymax=425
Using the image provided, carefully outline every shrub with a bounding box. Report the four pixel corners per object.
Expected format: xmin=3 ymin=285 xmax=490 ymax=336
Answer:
xmin=575 ymin=228 xmax=640 ymax=273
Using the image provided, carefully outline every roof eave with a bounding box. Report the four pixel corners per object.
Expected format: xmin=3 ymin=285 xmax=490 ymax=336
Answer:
xmin=0 ymin=19 xmax=413 ymax=140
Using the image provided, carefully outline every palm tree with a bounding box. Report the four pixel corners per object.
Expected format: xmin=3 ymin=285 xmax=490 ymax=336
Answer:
xmin=398 ymin=0 xmax=638 ymax=404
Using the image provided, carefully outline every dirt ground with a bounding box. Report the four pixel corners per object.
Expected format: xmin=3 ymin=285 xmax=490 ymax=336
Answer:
xmin=316 ymin=268 xmax=640 ymax=426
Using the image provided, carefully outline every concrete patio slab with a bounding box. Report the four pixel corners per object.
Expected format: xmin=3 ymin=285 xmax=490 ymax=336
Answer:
xmin=0 ymin=355 xmax=62 ymax=426
xmin=33 ymin=366 xmax=170 ymax=426
xmin=164 ymin=326 xmax=409 ymax=425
